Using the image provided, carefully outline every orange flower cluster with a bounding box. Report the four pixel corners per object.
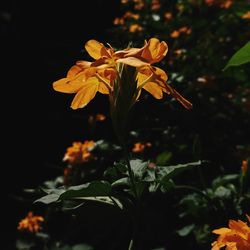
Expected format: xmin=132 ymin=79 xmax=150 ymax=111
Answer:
xmin=53 ymin=38 xmax=192 ymax=110
xmin=211 ymin=215 xmax=250 ymax=250
xmin=170 ymin=26 xmax=192 ymax=38
xmin=113 ymin=11 xmax=140 ymax=26
xmin=17 ymin=212 xmax=44 ymax=233
xmin=63 ymin=140 xmax=95 ymax=164
xmin=205 ymin=0 xmax=233 ymax=9
xmin=132 ymin=142 xmax=152 ymax=153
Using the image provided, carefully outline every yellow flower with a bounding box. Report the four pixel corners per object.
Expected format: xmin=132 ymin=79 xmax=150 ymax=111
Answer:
xmin=53 ymin=38 xmax=192 ymax=110
xmin=63 ymin=140 xmax=95 ymax=164
xmin=211 ymin=215 xmax=250 ymax=250
xmin=17 ymin=212 xmax=44 ymax=233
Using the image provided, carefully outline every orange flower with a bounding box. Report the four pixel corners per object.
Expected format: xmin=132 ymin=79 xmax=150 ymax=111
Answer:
xmin=129 ymin=24 xmax=143 ymax=33
xmin=171 ymin=27 xmax=192 ymax=38
xmin=133 ymin=0 xmax=145 ymax=10
xmin=124 ymin=11 xmax=140 ymax=20
xmin=170 ymin=30 xmax=180 ymax=38
xmin=220 ymin=0 xmax=233 ymax=9
xmin=164 ymin=12 xmax=173 ymax=21
xmin=132 ymin=142 xmax=152 ymax=153
xmin=211 ymin=215 xmax=250 ymax=250
xmin=113 ymin=17 xmax=125 ymax=26
xmin=95 ymin=113 xmax=106 ymax=121
xmin=179 ymin=26 xmax=192 ymax=34
xmin=242 ymin=11 xmax=250 ymax=19
xmin=241 ymin=160 xmax=248 ymax=175
xmin=17 ymin=212 xmax=44 ymax=233
xmin=151 ymin=0 xmax=161 ymax=11
xmin=205 ymin=0 xmax=233 ymax=9
xmin=53 ymin=38 xmax=192 ymax=110
xmin=63 ymin=140 xmax=95 ymax=164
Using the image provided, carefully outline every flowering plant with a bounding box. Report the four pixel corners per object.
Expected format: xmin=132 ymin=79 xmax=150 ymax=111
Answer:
xmin=32 ymin=37 xmax=201 ymax=250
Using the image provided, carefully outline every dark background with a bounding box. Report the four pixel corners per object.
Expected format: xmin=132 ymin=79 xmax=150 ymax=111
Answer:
xmin=2 ymin=0 xmax=119 ymax=246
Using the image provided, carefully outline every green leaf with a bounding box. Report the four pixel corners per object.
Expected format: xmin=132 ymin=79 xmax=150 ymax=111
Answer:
xmin=60 ymin=181 xmax=112 ymax=200
xmin=214 ymin=186 xmax=232 ymax=198
xmin=157 ymin=161 xmax=201 ymax=184
xmin=61 ymin=200 xmax=85 ymax=211
xmin=224 ymin=41 xmax=250 ymax=70
xmin=111 ymin=177 xmax=130 ymax=187
xmin=72 ymin=244 xmax=94 ymax=250
xmin=130 ymin=159 xmax=148 ymax=180
xmin=176 ymin=224 xmax=195 ymax=236
xmin=68 ymin=196 xmax=123 ymax=209
xmin=34 ymin=193 xmax=60 ymax=204
xmin=104 ymin=162 xmax=127 ymax=181
xmin=156 ymin=151 xmax=173 ymax=165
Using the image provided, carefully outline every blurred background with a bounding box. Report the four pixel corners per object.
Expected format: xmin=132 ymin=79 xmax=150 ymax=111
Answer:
xmin=2 ymin=0 xmax=119 ymax=246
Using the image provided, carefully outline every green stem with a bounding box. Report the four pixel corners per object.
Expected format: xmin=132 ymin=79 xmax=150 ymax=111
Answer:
xmin=128 ymin=238 xmax=134 ymax=250
xmin=121 ymin=140 xmax=138 ymax=200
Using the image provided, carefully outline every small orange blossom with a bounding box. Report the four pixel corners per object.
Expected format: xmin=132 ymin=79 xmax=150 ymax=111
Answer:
xmin=17 ymin=212 xmax=44 ymax=233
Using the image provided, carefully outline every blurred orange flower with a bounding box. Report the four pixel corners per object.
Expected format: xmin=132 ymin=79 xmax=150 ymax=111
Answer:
xmin=133 ymin=0 xmax=145 ymax=10
xmin=171 ymin=27 xmax=192 ymax=38
xmin=124 ymin=11 xmax=140 ymax=20
xmin=241 ymin=160 xmax=248 ymax=175
xmin=113 ymin=17 xmax=125 ymax=26
xmin=151 ymin=0 xmax=161 ymax=11
xmin=132 ymin=142 xmax=152 ymax=153
xmin=170 ymin=30 xmax=180 ymax=38
xmin=129 ymin=23 xmax=143 ymax=33
xmin=63 ymin=140 xmax=95 ymax=164
xmin=242 ymin=11 xmax=250 ymax=19
xmin=95 ymin=113 xmax=106 ymax=121
xmin=205 ymin=0 xmax=233 ymax=9
xmin=17 ymin=212 xmax=44 ymax=233
xmin=211 ymin=215 xmax=250 ymax=250
xmin=164 ymin=12 xmax=173 ymax=21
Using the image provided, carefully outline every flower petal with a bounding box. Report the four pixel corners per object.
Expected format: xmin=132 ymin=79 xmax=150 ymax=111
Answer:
xmin=85 ymin=40 xmax=110 ymax=60
xmin=117 ymin=57 xmax=149 ymax=67
xmin=71 ymin=78 xmax=99 ymax=109
xmin=67 ymin=65 xmax=84 ymax=78
xmin=143 ymin=82 xmax=163 ymax=99
xmin=53 ymin=77 xmax=84 ymax=93
xmin=167 ymin=86 xmax=193 ymax=110
xmin=212 ymin=228 xmax=232 ymax=235
xmin=142 ymin=38 xmax=168 ymax=64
